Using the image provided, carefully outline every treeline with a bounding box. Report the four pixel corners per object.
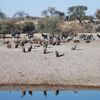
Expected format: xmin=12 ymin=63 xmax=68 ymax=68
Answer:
xmin=0 ymin=5 xmax=100 ymax=36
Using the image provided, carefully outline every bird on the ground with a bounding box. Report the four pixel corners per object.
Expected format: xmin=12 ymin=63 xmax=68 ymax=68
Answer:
xmin=71 ymin=44 xmax=77 ymax=50
xmin=7 ymin=41 xmax=11 ymax=48
xmin=43 ymin=47 xmax=47 ymax=54
xmin=55 ymin=50 xmax=59 ymax=57
xmin=28 ymin=45 xmax=32 ymax=52
xmin=15 ymin=42 xmax=19 ymax=48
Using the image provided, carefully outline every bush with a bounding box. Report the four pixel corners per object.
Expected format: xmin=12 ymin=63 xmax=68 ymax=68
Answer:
xmin=95 ymin=25 xmax=100 ymax=32
xmin=0 ymin=20 xmax=15 ymax=34
xmin=59 ymin=22 xmax=84 ymax=35
xmin=21 ymin=22 xmax=35 ymax=33
xmin=37 ymin=17 xmax=60 ymax=34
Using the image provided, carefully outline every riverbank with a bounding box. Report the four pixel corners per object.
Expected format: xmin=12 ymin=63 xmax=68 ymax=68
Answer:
xmin=0 ymin=40 xmax=100 ymax=89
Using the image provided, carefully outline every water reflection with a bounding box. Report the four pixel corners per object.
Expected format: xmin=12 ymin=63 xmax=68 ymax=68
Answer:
xmin=0 ymin=84 xmax=100 ymax=100
xmin=21 ymin=90 xmax=60 ymax=98
xmin=21 ymin=90 xmax=33 ymax=97
xmin=73 ymin=90 xmax=78 ymax=93
xmin=55 ymin=90 xmax=59 ymax=96
xmin=21 ymin=90 xmax=26 ymax=98
xmin=29 ymin=90 xmax=32 ymax=96
xmin=21 ymin=90 xmax=60 ymax=97
xmin=43 ymin=90 xmax=47 ymax=97
xmin=0 ymin=90 xmax=100 ymax=100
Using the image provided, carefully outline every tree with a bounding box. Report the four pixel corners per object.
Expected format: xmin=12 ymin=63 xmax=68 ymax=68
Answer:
xmin=53 ymin=10 xmax=65 ymax=19
xmin=67 ymin=5 xmax=87 ymax=25
xmin=95 ymin=9 xmax=100 ymax=19
xmin=42 ymin=10 xmax=48 ymax=17
xmin=42 ymin=7 xmax=56 ymax=17
xmin=48 ymin=7 xmax=56 ymax=16
xmin=0 ymin=10 xmax=6 ymax=19
xmin=13 ymin=10 xmax=28 ymax=19
xmin=42 ymin=7 xmax=65 ymax=20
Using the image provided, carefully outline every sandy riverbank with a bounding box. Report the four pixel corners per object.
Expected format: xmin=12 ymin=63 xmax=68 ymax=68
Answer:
xmin=0 ymin=40 xmax=100 ymax=90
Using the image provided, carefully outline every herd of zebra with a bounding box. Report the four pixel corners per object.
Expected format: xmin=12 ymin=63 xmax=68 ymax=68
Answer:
xmin=1 ymin=33 xmax=100 ymax=57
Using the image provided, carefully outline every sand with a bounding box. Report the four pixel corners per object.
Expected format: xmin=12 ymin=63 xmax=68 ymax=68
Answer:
xmin=0 ymin=40 xmax=100 ymax=90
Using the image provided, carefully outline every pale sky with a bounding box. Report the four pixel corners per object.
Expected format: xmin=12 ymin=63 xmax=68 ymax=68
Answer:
xmin=0 ymin=0 xmax=100 ymax=17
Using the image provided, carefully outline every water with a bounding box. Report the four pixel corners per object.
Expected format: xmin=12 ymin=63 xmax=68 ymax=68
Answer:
xmin=0 ymin=90 xmax=100 ymax=100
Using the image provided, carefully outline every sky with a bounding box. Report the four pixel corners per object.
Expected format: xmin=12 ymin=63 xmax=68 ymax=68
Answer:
xmin=0 ymin=0 xmax=100 ymax=17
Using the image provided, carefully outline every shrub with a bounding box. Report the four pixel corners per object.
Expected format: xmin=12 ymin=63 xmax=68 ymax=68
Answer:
xmin=37 ymin=17 xmax=60 ymax=34
xmin=21 ymin=22 xmax=35 ymax=33
xmin=95 ymin=25 xmax=100 ymax=32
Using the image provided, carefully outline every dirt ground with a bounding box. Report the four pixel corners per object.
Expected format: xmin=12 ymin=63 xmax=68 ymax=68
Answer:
xmin=0 ymin=39 xmax=100 ymax=90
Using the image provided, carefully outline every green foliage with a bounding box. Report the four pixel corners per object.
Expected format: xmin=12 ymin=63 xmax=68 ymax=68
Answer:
xmin=0 ymin=20 xmax=36 ymax=34
xmin=83 ymin=23 xmax=93 ymax=33
xmin=21 ymin=22 xmax=35 ymax=33
xmin=42 ymin=10 xmax=48 ymax=17
xmin=42 ymin=7 xmax=65 ymax=20
xmin=67 ymin=5 xmax=87 ymax=24
xmin=0 ymin=20 xmax=14 ymax=34
xmin=95 ymin=9 xmax=100 ymax=19
xmin=0 ymin=10 xmax=6 ymax=19
xmin=13 ymin=10 xmax=28 ymax=18
xmin=95 ymin=25 xmax=100 ymax=32
xmin=48 ymin=7 xmax=56 ymax=16
xmin=0 ymin=6 xmax=100 ymax=35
